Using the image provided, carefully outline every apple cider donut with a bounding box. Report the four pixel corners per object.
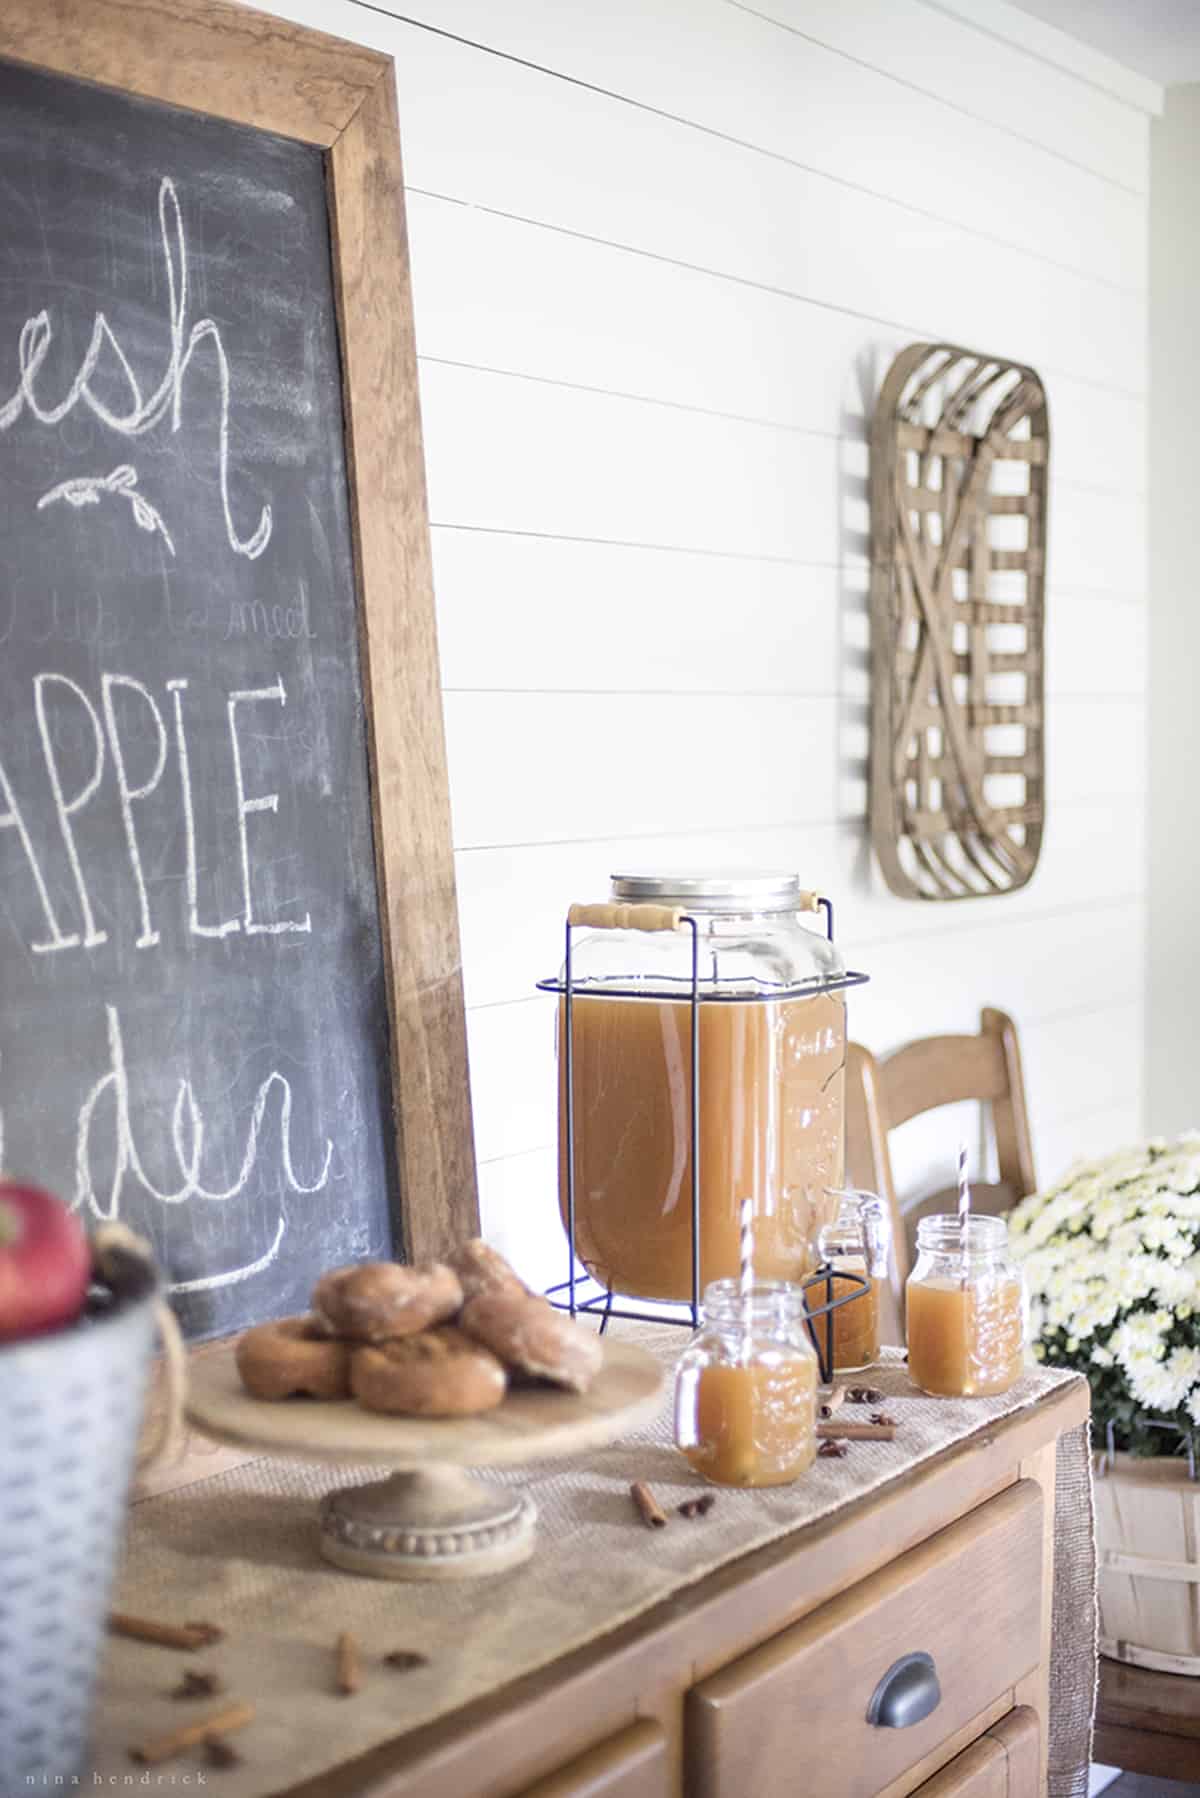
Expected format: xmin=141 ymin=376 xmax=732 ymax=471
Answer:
xmin=446 ymin=1238 xmax=528 ymax=1303
xmin=459 ymin=1292 xmax=604 ymax=1394
xmin=311 ymin=1260 xmax=463 ymax=1343
xmin=350 ymin=1327 xmax=507 ymax=1417
xmin=235 ymin=1315 xmax=353 ymax=1400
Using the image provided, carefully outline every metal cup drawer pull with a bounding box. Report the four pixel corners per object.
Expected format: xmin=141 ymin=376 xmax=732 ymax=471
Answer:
xmin=866 ymin=1652 xmax=942 ymax=1729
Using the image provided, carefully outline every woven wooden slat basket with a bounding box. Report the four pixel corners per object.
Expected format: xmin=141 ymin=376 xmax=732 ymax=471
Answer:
xmin=868 ymin=341 xmax=1049 ymax=901
xmin=1095 ymin=1452 xmax=1200 ymax=1675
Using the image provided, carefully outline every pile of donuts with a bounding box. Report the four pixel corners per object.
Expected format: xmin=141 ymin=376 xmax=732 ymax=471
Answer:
xmin=234 ymin=1241 xmax=603 ymax=1417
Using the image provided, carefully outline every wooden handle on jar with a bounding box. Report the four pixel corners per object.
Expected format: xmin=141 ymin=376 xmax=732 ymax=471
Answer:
xmin=797 ymin=889 xmax=822 ymax=912
xmin=567 ymin=902 xmax=684 ymax=933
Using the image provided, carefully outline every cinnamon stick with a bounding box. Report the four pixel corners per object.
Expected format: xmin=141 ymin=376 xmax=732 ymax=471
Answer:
xmin=335 ymin=1631 xmax=361 ymax=1695
xmin=130 ymin=1700 xmax=255 ymax=1765
xmin=819 ymin=1385 xmax=847 ymax=1419
xmin=109 ymin=1612 xmax=224 ymax=1652
xmin=816 ymin=1420 xmax=896 ymax=1442
xmin=630 ymin=1481 xmax=668 ymax=1528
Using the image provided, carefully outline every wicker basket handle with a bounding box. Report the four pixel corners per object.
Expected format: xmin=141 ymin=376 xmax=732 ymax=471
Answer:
xmin=92 ymin=1221 xmax=187 ymax=1473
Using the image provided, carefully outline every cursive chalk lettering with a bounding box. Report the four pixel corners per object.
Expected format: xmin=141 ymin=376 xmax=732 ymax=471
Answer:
xmin=168 ymin=1213 xmax=286 ymax=1293
xmin=74 ymin=1003 xmax=333 ymax=1220
xmin=224 ymin=582 xmax=317 ymax=643
xmin=2 ymin=178 xmax=271 ymax=560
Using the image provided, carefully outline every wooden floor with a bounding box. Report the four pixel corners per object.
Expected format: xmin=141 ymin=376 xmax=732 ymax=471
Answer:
xmin=1095 ymin=1658 xmax=1200 ymax=1785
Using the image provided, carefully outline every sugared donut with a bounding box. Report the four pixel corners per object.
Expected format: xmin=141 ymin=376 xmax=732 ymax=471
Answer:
xmin=350 ymin=1327 xmax=507 ymax=1417
xmin=446 ymin=1238 xmax=527 ymax=1303
xmin=235 ymin=1315 xmax=353 ymax=1400
xmin=311 ymin=1261 xmax=462 ymax=1343
xmin=459 ymin=1292 xmax=603 ymax=1394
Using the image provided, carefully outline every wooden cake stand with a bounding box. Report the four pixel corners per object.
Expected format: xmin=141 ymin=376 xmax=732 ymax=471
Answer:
xmin=186 ymin=1338 xmax=664 ymax=1581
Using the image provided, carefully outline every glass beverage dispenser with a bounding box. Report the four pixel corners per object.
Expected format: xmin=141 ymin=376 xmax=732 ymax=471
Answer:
xmin=541 ymin=874 xmax=866 ymax=1312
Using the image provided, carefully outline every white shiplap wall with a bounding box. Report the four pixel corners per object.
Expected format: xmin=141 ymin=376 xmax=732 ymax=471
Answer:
xmin=257 ymin=0 xmax=1154 ymax=1285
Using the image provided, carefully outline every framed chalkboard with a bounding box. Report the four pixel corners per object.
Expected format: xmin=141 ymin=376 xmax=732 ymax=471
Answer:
xmin=0 ymin=0 xmax=478 ymax=1339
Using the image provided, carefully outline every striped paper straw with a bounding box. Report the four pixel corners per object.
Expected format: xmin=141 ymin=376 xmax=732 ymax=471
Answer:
xmin=957 ymin=1143 xmax=971 ymax=1269
xmin=739 ymin=1198 xmax=754 ymax=1301
xmin=739 ymin=1198 xmax=754 ymax=1362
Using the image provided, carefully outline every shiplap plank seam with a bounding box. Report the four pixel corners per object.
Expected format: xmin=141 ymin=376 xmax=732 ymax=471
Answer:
xmin=728 ymin=0 xmax=1147 ymax=197
xmin=922 ymin=0 xmax=1162 ymax=115
xmin=342 ymin=0 xmax=1146 ymax=285
xmin=417 ymin=351 xmax=1145 ymax=504
xmin=406 ymin=189 xmax=1147 ymax=404
xmin=462 ymin=900 xmax=1145 ymax=1012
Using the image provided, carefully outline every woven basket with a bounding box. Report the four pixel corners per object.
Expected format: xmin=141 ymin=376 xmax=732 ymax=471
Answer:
xmin=0 ymin=1245 xmax=160 ymax=1786
xmin=1096 ymin=1452 xmax=1200 ymax=1675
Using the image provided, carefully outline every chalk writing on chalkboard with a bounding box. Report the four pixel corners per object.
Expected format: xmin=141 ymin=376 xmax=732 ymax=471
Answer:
xmin=0 ymin=53 xmax=398 ymax=1339
xmin=4 ymin=176 xmax=272 ymax=562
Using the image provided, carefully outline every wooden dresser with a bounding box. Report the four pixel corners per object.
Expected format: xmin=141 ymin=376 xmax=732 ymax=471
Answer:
xmin=279 ymin=1377 xmax=1087 ymax=1798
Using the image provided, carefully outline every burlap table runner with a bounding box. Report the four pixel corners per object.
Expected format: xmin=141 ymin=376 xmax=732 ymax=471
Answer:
xmin=88 ymin=1341 xmax=1095 ymax=1795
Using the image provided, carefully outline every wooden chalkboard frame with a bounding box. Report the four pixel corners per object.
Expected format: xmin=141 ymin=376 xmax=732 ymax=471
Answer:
xmin=0 ymin=0 xmax=479 ymax=1263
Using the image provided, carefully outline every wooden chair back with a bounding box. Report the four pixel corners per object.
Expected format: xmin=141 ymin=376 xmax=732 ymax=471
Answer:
xmin=845 ymin=1007 xmax=1036 ymax=1336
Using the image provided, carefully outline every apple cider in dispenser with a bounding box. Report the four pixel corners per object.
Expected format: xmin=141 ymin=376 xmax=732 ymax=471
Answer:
xmin=549 ymin=875 xmax=859 ymax=1304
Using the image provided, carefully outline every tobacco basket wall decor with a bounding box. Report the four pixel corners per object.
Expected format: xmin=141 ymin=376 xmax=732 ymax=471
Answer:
xmin=869 ymin=342 xmax=1049 ymax=901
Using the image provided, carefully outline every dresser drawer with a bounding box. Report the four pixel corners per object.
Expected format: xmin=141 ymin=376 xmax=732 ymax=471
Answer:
xmin=516 ymin=1720 xmax=669 ymax=1798
xmin=686 ymin=1481 xmax=1043 ymax=1798
xmin=915 ymin=1707 xmax=1041 ymax=1796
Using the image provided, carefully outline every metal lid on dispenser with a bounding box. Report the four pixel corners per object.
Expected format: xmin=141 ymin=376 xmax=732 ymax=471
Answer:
xmin=609 ymin=871 xmax=814 ymax=917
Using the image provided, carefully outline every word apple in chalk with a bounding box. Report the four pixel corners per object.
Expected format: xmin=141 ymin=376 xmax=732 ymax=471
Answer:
xmin=0 ymin=1180 xmax=91 ymax=1342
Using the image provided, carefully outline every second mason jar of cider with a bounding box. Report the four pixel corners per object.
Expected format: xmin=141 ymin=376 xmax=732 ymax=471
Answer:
xmin=815 ymin=1189 xmax=892 ymax=1374
xmin=552 ymin=873 xmax=849 ymax=1302
xmin=906 ymin=1214 xmax=1026 ymax=1398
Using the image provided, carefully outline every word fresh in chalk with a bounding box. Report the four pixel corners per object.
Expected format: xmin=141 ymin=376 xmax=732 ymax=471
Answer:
xmin=2 ymin=177 xmax=272 ymax=562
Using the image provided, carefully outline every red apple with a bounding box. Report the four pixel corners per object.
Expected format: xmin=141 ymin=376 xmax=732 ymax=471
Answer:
xmin=0 ymin=1180 xmax=92 ymax=1343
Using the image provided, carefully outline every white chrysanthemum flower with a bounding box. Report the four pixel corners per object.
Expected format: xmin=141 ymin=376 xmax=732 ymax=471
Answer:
xmin=1115 ymin=1313 xmax=1168 ymax=1365
xmin=1128 ymin=1351 xmax=1198 ymax=1415
xmin=1166 ymin=1344 xmax=1200 ymax=1388
xmin=1010 ymin=1134 xmax=1200 ymax=1442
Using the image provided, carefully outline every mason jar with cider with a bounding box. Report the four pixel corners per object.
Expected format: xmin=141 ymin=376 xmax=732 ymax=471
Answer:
xmin=906 ymin=1214 xmax=1027 ymax=1398
xmin=674 ymin=1279 xmax=818 ymax=1487
xmin=550 ymin=873 xmax=853 ymax=1304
